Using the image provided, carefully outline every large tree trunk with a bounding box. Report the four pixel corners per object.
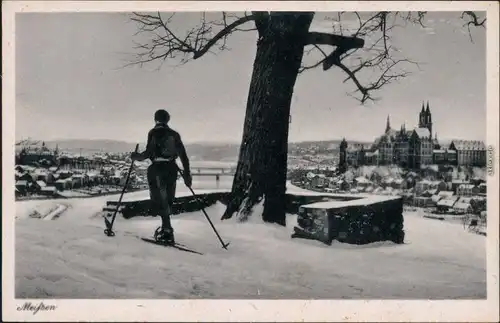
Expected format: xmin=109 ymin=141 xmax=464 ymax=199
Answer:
xmin=222 ymin=13 xmax=314 ymax=226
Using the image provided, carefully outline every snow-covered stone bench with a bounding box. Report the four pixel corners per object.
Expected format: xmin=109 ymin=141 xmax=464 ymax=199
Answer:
xmin=291 ymin=192 xmax=404 ymax=245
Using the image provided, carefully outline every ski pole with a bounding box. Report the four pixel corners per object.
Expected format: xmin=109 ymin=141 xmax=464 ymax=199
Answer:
xmin=104 ymin=144 xmax=139 ymax=237
xmin=178 ymin=167 xmax=230 ymax=250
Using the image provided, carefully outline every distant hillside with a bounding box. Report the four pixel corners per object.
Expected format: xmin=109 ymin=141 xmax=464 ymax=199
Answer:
xmin=37 ymin=138 xmax=372 ymax=160
xmin=45 ymin=139 xmax=352 ymax=156
xmin=42 ymin=139 xmax=240 ymax=161
xmin=185 ymin=142 xmax=240 ymax=162
xmin=289 ymin=139 xmax=372 ymax=151
xmin=44 ymin=139 xmax=138 ymax=154
xmin=29 ymin=137 xmax=457 ymax=162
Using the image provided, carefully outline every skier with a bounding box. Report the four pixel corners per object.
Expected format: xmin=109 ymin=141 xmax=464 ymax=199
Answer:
xmin=131 ymin=109 xmax=192 ymax=244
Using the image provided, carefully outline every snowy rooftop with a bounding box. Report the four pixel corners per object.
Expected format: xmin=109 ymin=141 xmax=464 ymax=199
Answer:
xmin=414 ymin=127 xmax=431 ymax=138
xmin=453 ymin=202 xmax=471 ymax=210
xmin=431 ymin=195 xmax=442 ymax=203
xmin=438 ymin=191 xmax=454 ymax=197
xmin=451 ymin=140 xmax=486 ymax=151
xmin=426 ymin=189 xmax=438 ymax=195
xmin=437 ymin=198 xmax=458 ymax=207
xmin=458 ymin=197 xmax=473 ymax=204
xmin=355 ymin=176 xmax=371 ymax=184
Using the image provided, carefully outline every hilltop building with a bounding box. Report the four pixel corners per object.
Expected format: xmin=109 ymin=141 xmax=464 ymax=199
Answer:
xmin=16 ymin=141 xmax=59 ymax=166
xmin=339 ymin=102 xmax=486 ymax=170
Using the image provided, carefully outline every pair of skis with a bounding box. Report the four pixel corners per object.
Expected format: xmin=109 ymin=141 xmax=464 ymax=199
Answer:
xmin=103 ymin=144 xmax=230 ymax=250
xmin=140 ymin=237 xmax=204 ymax=255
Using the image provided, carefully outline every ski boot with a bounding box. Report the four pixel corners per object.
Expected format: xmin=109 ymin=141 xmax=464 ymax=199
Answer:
xmin=154 ymin=226 xmax=175 ymax=245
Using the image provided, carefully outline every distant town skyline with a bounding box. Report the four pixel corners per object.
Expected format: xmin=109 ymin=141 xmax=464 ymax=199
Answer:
xmin=16 ymin=11 xmax=486 ymax=144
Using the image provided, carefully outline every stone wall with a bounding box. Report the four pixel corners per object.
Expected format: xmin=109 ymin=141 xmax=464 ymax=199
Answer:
xmin=105 ymin=191 xmax=364 ymax=220
xmin=103 ymin=192 xmax=229 ymax=219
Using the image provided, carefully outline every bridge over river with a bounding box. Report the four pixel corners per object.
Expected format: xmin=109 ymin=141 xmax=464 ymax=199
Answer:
xmin=189 ymin=166 xmax=236 ymax=180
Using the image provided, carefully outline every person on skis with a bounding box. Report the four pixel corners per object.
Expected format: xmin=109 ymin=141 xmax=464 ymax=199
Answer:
xmin=131 ymin=109 xmax=192 ymax=244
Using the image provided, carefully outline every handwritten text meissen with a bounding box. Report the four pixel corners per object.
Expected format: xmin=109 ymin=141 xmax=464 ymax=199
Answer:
xmin=17 ymin=302 xmax=57 ymax=315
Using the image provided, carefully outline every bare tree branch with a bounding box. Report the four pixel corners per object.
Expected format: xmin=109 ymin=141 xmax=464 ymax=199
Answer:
xmin=298 ymin=45 xmax=329 ymax=73
xmin=461 ymin=11 xmax=487 ymax=43
xmin=334 ymin=57 xmax=417 ymax=103
xmin=301 ymin=12 xmax=417 ymax=103
xmin=193 ymin=14 xmax=255 ymax=58
xmin=128 ymin=10 xmax=486 ymax=102
xmin=300 ymin=11 xmax=485 ymax=103
xmin=126 ymin=12 xmax=256 ymax=68
xmin=306 ymin=31 xmax=364 ymax=48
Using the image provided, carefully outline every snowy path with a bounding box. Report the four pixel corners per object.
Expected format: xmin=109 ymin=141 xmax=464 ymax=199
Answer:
xmin=15 ymin=191 xmax=486 ymax=299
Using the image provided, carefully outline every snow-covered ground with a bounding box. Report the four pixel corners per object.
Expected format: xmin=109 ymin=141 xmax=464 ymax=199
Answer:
xmin=14 ymin=182 xmax=486 ymax=299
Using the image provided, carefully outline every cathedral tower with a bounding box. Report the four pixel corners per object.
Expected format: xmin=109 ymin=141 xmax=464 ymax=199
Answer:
xmin=418 ymin=101 xmax=425 ymax=128
xmin=425 ymin=101 xmax=433 ymax=136
xmin=418 ymin=101 xmax=433 ymax=136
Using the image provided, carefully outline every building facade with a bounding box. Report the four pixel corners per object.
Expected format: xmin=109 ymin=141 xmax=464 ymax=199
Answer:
xmin=449 ymin=140 xmax=486 ymax=166
xmin=16 ymin=141 xmax=59 ymax=165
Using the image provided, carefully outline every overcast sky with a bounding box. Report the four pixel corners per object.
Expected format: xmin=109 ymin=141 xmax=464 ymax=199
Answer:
xmin=15 ymin=11 xmax=486 ymax=144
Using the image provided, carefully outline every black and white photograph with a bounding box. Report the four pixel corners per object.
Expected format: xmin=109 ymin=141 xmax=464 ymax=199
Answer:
xmin=3 ymin=1 xmax=499 ymax=322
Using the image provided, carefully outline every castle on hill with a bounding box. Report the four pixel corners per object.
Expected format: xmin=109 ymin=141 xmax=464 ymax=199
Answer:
xmin=339 ymin=102 xmax=486 ymax=171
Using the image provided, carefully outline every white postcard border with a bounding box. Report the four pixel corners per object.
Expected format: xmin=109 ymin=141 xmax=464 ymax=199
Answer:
xmin=2 ymin=1 xmax=499 ymax=322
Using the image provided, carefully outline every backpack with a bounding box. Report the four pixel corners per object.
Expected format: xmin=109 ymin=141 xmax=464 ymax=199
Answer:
xmin=150 ymin=126 xmax=178 ymax=160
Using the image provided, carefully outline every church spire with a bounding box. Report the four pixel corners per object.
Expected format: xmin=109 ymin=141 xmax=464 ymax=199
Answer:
xmin=340 ymin=137 xmax=348 ymax=150
xmin=385 ymin=114 xmax=391 ymax=133
xmin=419 ymin=102 xmax=425 ymax=127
